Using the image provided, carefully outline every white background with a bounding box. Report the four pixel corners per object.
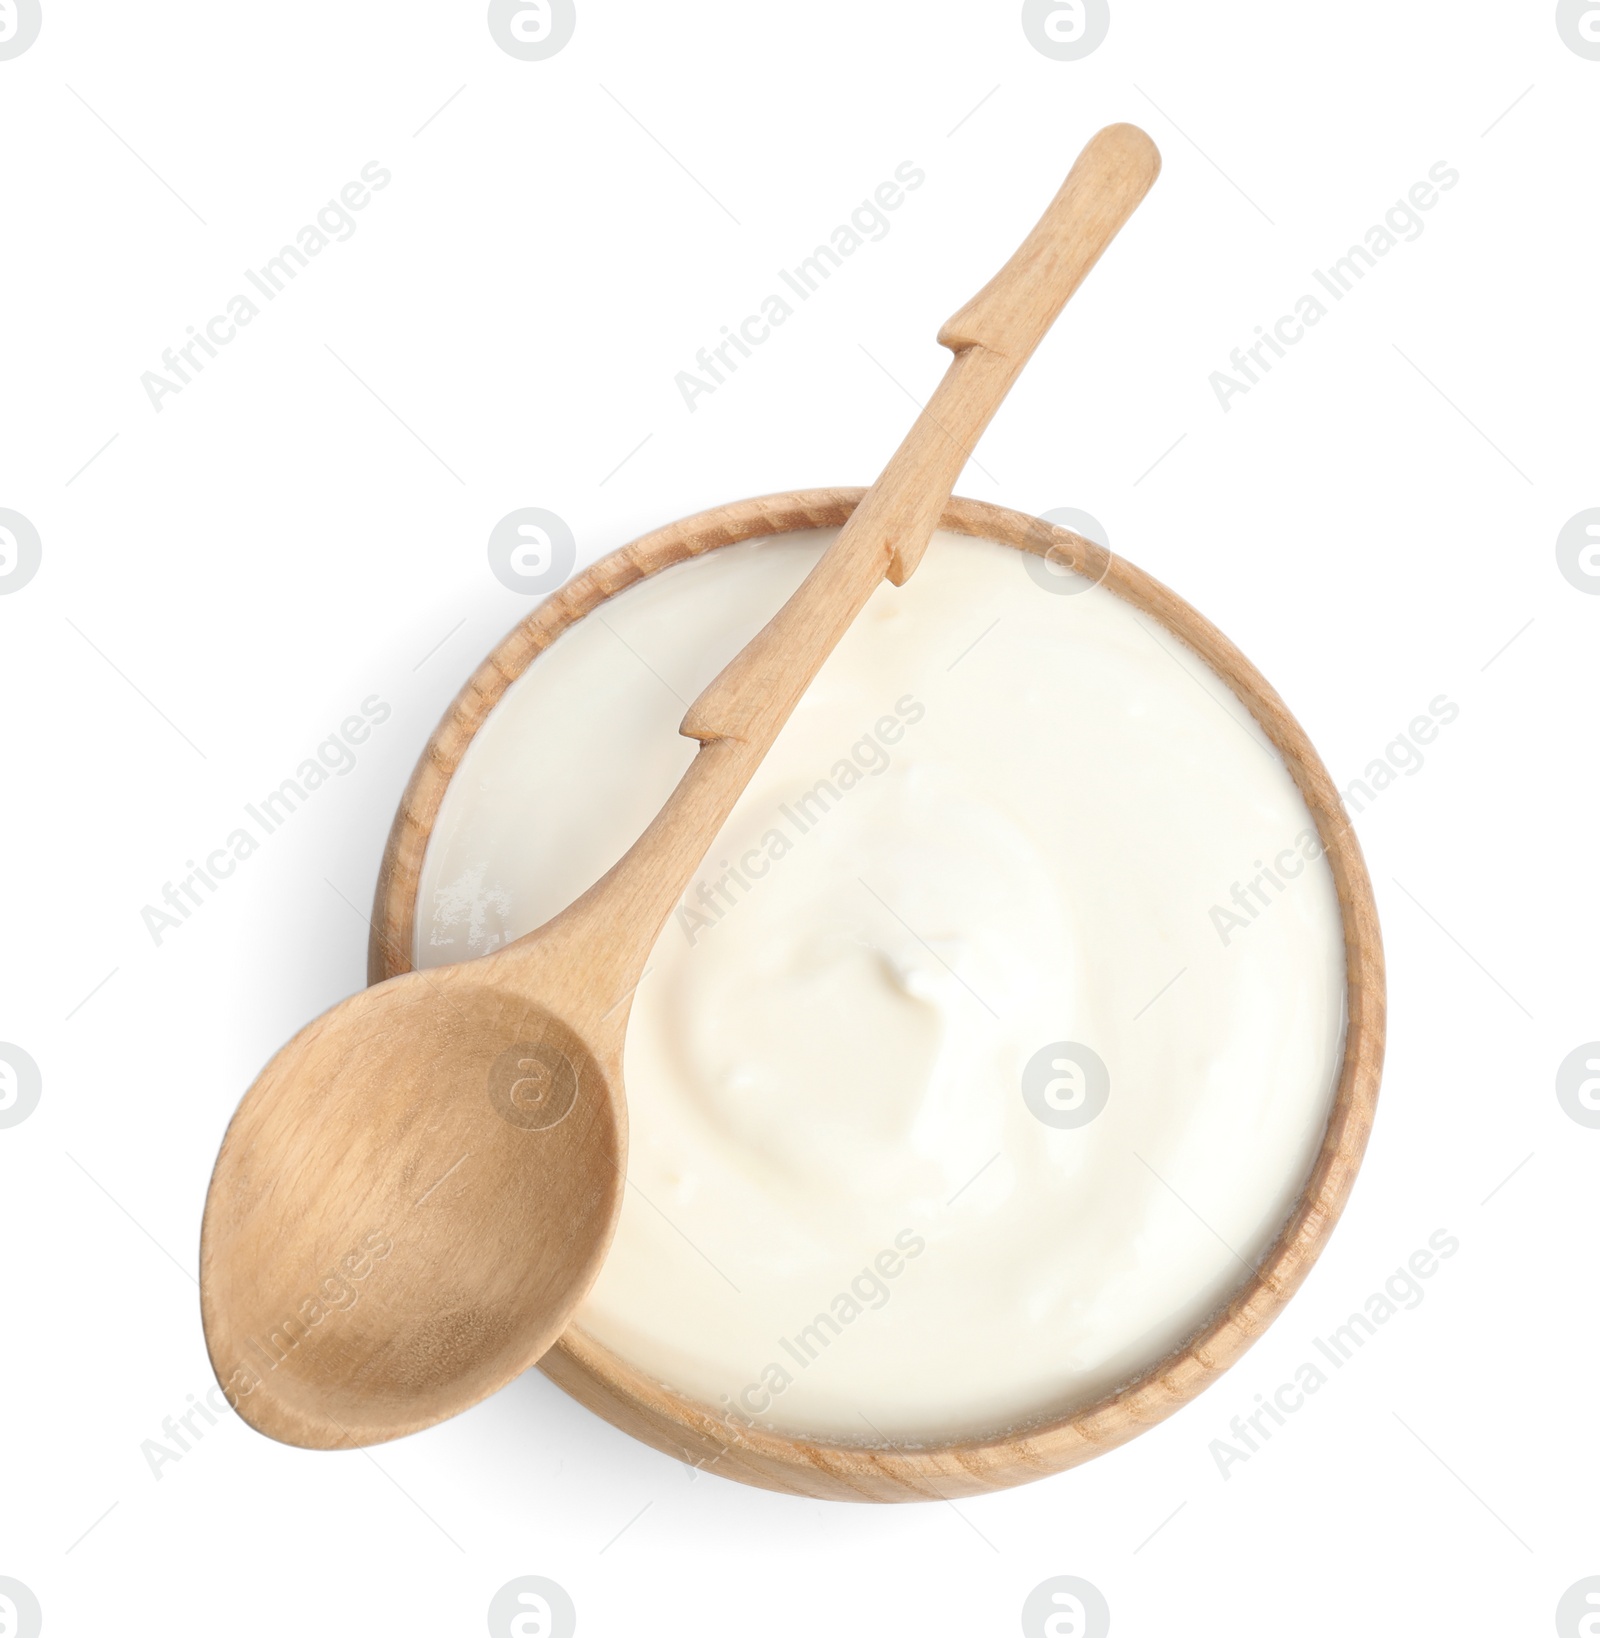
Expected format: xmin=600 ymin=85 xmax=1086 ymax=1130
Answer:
xmin=2 ymin=2 xmax=1597 ymax=1633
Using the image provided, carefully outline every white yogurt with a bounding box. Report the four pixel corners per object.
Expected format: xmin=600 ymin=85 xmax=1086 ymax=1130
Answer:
xmin=416 ymin=529 xmax=1346 ymax=1441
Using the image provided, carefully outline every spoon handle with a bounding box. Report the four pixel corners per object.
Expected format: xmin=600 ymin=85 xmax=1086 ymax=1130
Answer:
xmin=681 ymin=122 xmax=1160 ymax=748
xmin=519 ymin=125 xmax=1159 ymax=1008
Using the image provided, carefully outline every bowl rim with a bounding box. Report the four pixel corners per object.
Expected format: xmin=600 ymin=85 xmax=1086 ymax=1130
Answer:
xmin=369 ymin=487 xmax=1385 ymax=1503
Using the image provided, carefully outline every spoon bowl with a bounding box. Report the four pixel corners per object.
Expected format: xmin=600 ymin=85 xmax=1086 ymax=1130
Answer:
xmin=200 ymin=961 xmax=625 ymax=1447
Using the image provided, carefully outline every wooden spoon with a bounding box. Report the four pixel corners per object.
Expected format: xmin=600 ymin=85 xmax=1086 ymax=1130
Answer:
xmin=200 ymin=122 xmax=1161 ymax=1449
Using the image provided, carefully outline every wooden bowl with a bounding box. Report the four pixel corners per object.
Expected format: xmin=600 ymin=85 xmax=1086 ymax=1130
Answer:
xmin=369 ymin=488 xmax=1384 ymax=1502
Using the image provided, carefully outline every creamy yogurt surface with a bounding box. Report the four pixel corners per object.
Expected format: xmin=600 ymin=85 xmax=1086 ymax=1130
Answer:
xmin=416 ymin=528 xmax=1346 ymax=1442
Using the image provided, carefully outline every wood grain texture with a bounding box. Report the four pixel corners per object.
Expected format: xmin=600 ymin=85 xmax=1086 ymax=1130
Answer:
xmin=371 ymin=488 xmax=1386 ymax=1502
